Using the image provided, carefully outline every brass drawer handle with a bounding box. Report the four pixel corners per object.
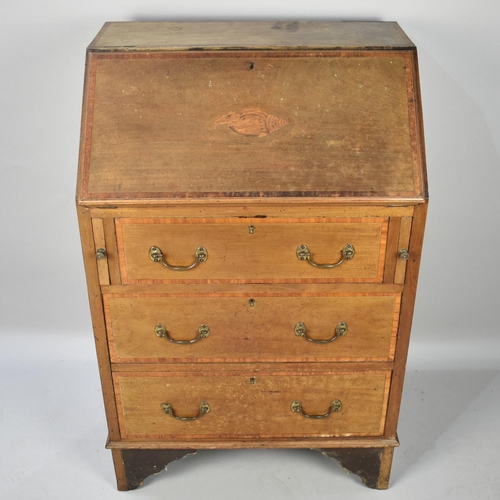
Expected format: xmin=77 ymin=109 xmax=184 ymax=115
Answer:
xmin=291 ymin=399 xmax=342 ymax=419
xmin=296 ymin=244 xmax=355 ymax=269
xmin=95 ymin=248 xmax=107 ymax=260
xmin=155 ymin=324 xmax=210 ymax=344
xmin=149 ymin=245 xmax=208 ymax=271
xmin=294 ymin=321 xmax=348 ymax=344
xmin=161 ymin=401 xmax=210 ymax=421
xmin=398 ymin=248 xmax=409 ymax=260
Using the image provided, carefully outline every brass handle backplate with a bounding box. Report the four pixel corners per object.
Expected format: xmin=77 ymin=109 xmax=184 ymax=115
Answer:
xmin=296 ymin=244 xmax=355 ymax=269
xmin=161 ymin=401 xmax=210 ymax=421
xmin=290 ymin=399 xmax=342 ymax=419
xmin=294 ymin=322 xmax=348 ymax=344
xmin=149 ymin=245 xmax=208 ymax=271
xmin=155 ymin=324 xmax=210 ymax=344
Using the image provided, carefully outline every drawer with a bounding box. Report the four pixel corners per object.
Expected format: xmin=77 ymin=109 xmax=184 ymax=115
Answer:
xmin=105 ymin=292 xmax=400 ymax=363
xmin=115 ymin=217 xmax=388 ymax=284
xmin=114 ymin=371 xmax=391 ymax=440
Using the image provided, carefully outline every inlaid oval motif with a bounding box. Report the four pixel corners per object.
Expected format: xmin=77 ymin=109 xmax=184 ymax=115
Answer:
xmin=214 ymin=108 xmax=293 ymax=138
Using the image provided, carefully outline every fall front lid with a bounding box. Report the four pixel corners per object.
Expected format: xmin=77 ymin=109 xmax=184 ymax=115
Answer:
xmin=77 ymin=22 xmax=426 ymax=204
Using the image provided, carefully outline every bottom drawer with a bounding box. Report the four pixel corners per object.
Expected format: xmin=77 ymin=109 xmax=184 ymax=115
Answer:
xmin=114 ymin=370 xmax=391 ymax=440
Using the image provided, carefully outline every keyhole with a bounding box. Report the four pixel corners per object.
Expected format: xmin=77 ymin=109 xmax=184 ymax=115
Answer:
xmin=249 ymin=61 xmax=255 ymax=70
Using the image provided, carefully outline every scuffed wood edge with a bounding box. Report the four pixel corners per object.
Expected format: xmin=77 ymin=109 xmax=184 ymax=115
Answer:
xmin=318 ymin=446 xmax=395 ymax=489
xmin=121 ymin=449 xmax=197 ymax=490
xmin=107 ymin=436 xmax=399 ymax=450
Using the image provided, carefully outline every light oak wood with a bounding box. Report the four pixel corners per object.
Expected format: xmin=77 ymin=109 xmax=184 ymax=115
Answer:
xmin=111 ymin=361 xmax=395 ymax=373
xmin=385 ymin=201 xmax=427 ymax=437
xmin=87 ymin=53 xmax=413 ymax=199
xmin=383 ymin=217 xmax=401 ymax=283
xmin=77 ymin=206 xmax=121 ymax=440
xmin=102 ymin=282 xmax=403 ymax=296
xmin=78 ymin=49 xmax=425 ymax=205
xmin=394 ymin=216 xmax=412 ymax=283
xmin=104 ymin=292 xmax=400 ymax=363
xmin=90 ymin=204 xmax=415 ymax=219
xmin=113 ymin=371 xmax=391 ymax=439
xmin=111 ymin=449 xmax=128 ymax=491
xmin=91 ymin=218 xmax=110 ymax=285
xmin=107 ymin=436 xmax=399 ymax=450
xmin=77 ymin=21 xmax=428 ymax=490
xmin=103 ymin=217 xmax=121 ymax=285
xmin=116 ymin=217 xmax=388 ymax=284
xmin=377 ymin=447 xmax=395 ymax=489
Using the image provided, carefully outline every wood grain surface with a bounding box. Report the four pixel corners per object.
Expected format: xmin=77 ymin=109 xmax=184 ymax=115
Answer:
xmin=113 ymin=370 xmax=391 ymax=439
xmin=76 ymin=21 xmax=428 ymax=491
xmin=116 ymin=217 xmax=388 ymax=284
xmin=104 ymin=292 xmax=400 ymax=363
xmin=79 ymin=50 xmax=423 ymax=204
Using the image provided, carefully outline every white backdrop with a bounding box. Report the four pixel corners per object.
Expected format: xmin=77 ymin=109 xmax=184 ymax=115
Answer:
xmin=1 ymin=2 xmax=499 ymax=499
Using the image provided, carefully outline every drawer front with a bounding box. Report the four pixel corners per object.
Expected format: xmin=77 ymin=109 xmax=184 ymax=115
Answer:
xmin=114 ymin=371 xmax=391 ymax=439
xmin=105 ymin=293 xmax=400 ymax=363
xmin=116 ymin=218 xmax=388 ymax=284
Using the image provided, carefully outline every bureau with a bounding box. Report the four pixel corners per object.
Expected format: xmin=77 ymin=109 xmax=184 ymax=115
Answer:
xmin=77 ymin=21 xmax=428 ymax=490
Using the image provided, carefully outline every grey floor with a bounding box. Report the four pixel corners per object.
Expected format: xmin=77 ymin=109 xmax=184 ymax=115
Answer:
xmin=1 ymin=332 xmax=499 ymax=500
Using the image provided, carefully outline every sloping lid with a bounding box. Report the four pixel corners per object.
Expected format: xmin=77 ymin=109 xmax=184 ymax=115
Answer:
xmin=78 ymin=22 xmax=427 ymax=205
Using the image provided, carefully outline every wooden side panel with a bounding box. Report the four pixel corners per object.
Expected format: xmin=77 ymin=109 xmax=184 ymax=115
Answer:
xmin=104 ymin=293 xmax=400 ymax=363
xmin=77 ymin=206 xmax=121 ymax=440
xmin=385 ymin=201 xmax=427 ymax=436
xmin=116 ymin=217 xmax=388 ymax=284
xmin=113 ymin=371 xmax=391 ymax=439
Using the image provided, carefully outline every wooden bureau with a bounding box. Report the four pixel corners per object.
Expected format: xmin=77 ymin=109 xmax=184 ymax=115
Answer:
xmin=77 ymin=21 xmax=428 ymax=490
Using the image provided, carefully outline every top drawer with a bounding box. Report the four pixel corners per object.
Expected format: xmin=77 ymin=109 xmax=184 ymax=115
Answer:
xmin=116 ymin=217 xmax=388 ymax=284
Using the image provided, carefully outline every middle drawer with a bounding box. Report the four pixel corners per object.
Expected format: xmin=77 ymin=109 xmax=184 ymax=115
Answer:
xmin=104 ymin=292 xmax=400 ymax=363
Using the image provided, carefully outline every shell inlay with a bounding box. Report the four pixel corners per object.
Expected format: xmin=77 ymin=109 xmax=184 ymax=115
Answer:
xmin=214 ymin=108 xmax=291 ymax=138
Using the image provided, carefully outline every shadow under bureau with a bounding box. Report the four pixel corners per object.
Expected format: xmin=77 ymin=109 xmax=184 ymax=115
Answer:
xmin=77 ymin=21 xmax=428 ymax=490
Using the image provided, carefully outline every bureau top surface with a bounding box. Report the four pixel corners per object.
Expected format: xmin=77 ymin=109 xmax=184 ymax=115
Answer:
xmin=78 ymin=22 xmax=427 ymax=206
xmin=89 ymin=21 xmax=415 ymax=52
